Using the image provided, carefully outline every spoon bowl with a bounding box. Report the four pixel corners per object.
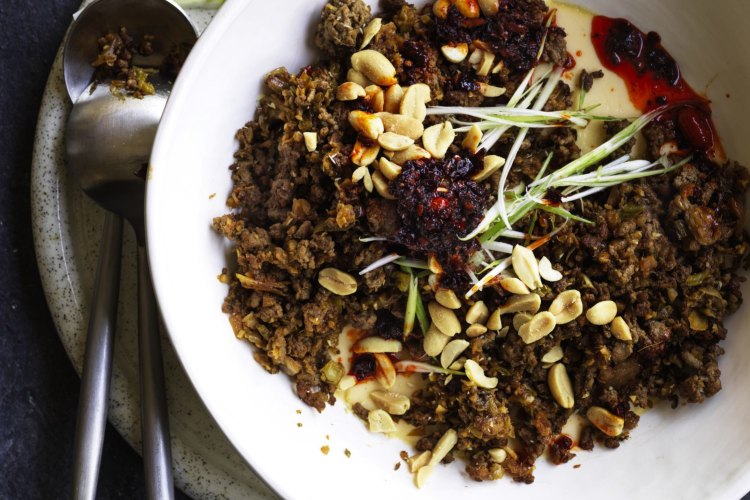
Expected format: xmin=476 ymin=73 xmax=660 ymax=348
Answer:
xmin=66 ymin=76 xmax=171 ymax=230
xmin=63 ymin=0 xmax=196 ymax=101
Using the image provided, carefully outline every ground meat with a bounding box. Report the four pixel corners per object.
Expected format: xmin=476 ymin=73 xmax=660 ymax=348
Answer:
xmin=434 ymin=0 xmax=563 ymax=75
xmin=90 ymin=26 xmax=190 ymax=98
xmin=315 ymin=0 xmax=372 ymax=57
xmin=604 ymin=119 xmax=636 ymax=159
xmin=579 ymin=68 xmax=604 ymax=92
xmin=548 ymin=435 xmax=576 ymax=465
xmin=91 ymin=27 xmax=157 ymax=98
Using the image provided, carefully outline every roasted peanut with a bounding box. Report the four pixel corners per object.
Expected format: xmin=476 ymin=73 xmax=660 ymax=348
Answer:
xmin=360 ymin=17 xmax=382 ymax=49
xmin=435 ymin=289 xmax=461 ymax=309
xmin=465 ymin=300 xmax=489 ymax=324
xmin=586 ymin=406 xmax=625 ymax=437
xmin=440 ymin=339 xmax=470 ymax=369
xmin=464 ymin=359 xmax=498 ymax=389
xmin=548 ymin=363 xmax=574 ymax=409
xmin=336 ymin=81 xmax=366 ymax=101
xmin=611 ymin=316 xmax=633 ymax=341
xmin=441 ymin=43 xmax=469 ymax=63
xmin=518 ymin=311 xmax=556 ymax=344
xmin=318 ymin=268 xmax=357 ymax=295
xmin=371 ymin=390 xmax=410 ymax=415
xmin=586 ymin=300 xmax=618 ymax=325
xmin=539 ymin=256 xmax=563 ymax=282
xmin=549 ymin=290 xmax=583 ymax=324
xmin=351 ymin=50 xmax=398 ymax=86
xmin=428 ymin=301 xmax=461 ymax=336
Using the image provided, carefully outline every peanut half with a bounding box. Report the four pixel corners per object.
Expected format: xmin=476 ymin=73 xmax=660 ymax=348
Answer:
xmin=478 ymin=0 xmax=500 ymax=15
xmin=351 ymin=49 xmax=397 ymax=86
xmin=465 ymin=359 xmax=498 ymax=389
xmin=377 ymin=131 xmax=414 ymax=152
xmin=441 ymin=43 xmax=469 ymax=63
xmin=360 ymin=17 xmax=382 ymax=49
xmin=462 ymin=124 xmax=483 ymax=153
xmin=422 ymin=121 xmax=455 ymax=159
xmin=548 ymin=363 xmax=574 ymax=409
xmin=368 ymin=408 xmax=397 ymax=433
xmin=349 ymin=110 xmax=384 ymax=140
xmin=538 ymin=256 xmax=563 ymax=282
xmin=428 ymin=301 xmax=461 ymax=336
xmin=377 ymin=112 xmax=424 ymax=140
xmin=497 ymin=293 xmax=541 ymax=315
xmin=518 ymin=311 xmax=556 ymax=344
xmin=371 ymin=170 xmax=395 ymax=200
xmin=500 ymin=277 xmax=530 ymax=295
xmin=611 ymin=316 xmax=632 ymax=341
xmin=466 ymin=323 xmax=488 ymax=338
xmin=465 ymin=300 xmax=489 ymax=324
xmin=512 ymin=244 xmax=542 ymax=290
xmin=318 ymin=268 xmax=357 ymax=295
xmin=435 ymin=289 xmax=461 ymax=309
xmin=352 ymin=336 xmax=403 ymax=354
xmin=370 ymin=390 xmax=411 ymax=415
xmin=336 ymin=81 xmax=366 ymax=101
xmin=471 ymin=154 xmax=505 ymax=182
xmin=548 ymin=289 xmax=583 ymax=324
xmin=586 ymin=406 xmax=625 ymax=437
xmin=383 ymin=84 xmax=404 ymax=114
xmin=423 ymin=323 xmax=451 ymax=357
xmin=440 ymin=339 xmax=470 ymax=369
xmin=586 ymin=300 xmax=618 ymax=325
xmin=374 ymin=353 xmax=396 ymax=389
xmin=377 ymin=157 xmax=402 ymax=180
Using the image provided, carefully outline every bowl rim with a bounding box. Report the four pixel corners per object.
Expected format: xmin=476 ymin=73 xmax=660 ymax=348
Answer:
xmin=146 ymin=0 xmax=283 ymax=497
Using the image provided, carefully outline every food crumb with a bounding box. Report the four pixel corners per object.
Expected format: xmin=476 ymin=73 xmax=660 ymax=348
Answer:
xmin=399 ymin=450 xmax=409 ymax=461
xmin=297 ymin=422 xmax=303 ymax=428
xmin=326 ymin=434 xmax=330 ymax=440
xmin=344 ymin=448 xmax=352 ymax=458
xmin=320 ymin=446 xmax=330 ymax=455
xmin=209 ymin=193 xmax=216 ymax=199
xmin=573 ymin=464 xmax=581 ymax=469
xmin=394 ymin=462 xmax=401 ymax=471
xmin=296 ymin=409 xmax=302 ymax=414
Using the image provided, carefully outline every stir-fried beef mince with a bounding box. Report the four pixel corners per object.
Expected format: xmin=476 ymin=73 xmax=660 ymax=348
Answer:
xmin=214 ymin=0 xmax=748 ymax=483
xmin=92 ymin=26 xmax=191 ymax=98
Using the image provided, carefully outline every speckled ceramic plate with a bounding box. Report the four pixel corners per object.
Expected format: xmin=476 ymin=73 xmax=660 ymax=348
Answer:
xmin=30 ymin=3 xmax=276 ymax=499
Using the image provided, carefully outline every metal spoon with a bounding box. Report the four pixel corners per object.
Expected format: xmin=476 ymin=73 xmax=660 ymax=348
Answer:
xmin=63 ymin=1 xmax=196 ymax=499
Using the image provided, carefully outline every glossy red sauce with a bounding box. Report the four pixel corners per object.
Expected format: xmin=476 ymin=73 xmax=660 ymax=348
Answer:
xmin=591 ymin=16 xmax=723 ymax=160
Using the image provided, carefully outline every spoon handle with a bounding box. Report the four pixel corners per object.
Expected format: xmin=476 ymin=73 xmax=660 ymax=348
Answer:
xmin=137 ymin=245 xmax=174 ymax=500
xmin=72 ymin=212 xmax=124 ymax=500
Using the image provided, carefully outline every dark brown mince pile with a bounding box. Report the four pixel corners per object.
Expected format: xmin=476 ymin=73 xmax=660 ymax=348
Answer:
xmin=213 ymin=0 xmax=749 ymax=485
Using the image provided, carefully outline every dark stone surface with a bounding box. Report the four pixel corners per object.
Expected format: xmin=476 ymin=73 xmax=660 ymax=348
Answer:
xmin=0 ymin=1 xmax=190 ymax=498
xmin=0 ymin=1 xmax=748 ymax=500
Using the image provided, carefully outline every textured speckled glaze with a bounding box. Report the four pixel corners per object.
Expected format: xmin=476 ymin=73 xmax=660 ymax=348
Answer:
xmin=30 ymin=4 xmax=276 ymax=499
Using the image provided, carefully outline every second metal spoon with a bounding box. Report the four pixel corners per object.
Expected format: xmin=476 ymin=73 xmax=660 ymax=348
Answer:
xmin=63 ymin=1 xmax=197 ymax=498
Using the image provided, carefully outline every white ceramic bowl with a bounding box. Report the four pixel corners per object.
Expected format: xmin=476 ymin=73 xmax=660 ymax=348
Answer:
xmin=147 ymin=1 xmax=750 ymax=498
